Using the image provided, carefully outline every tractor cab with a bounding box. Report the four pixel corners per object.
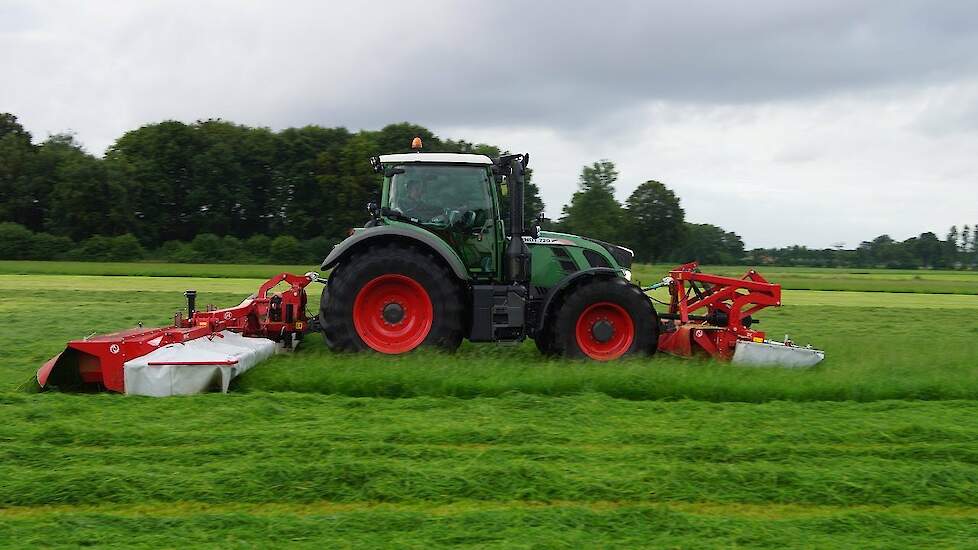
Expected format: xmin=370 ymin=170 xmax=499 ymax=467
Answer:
xmin=373 ymin=152 xmax=509 ymax=282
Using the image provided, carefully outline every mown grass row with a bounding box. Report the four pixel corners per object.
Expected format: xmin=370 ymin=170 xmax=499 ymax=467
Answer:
xmin=2 ymin=394 xmax=977 ymax=547
xmin=2 ymin=393 xmax=977 ymax=508
xmin=4 ymin=503 xmax=978 ymax=548
xmin=240 ymin=298 xmax=978 ymax=402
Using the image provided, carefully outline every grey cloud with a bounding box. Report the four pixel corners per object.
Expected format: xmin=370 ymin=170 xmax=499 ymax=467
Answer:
xmin=3 ymin=0 xmax=977 ymax=247
xmin=6 ymin=1 xmax=978 ymax=139
xmin=321 ymin=0 xmax=978 ymax=130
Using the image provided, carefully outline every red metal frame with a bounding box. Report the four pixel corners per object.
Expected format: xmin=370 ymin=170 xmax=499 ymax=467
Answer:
xmin=657 ymin=262 xmax=780 ymax=361
xmin=37 ymin=272 xmax=316 ymax=393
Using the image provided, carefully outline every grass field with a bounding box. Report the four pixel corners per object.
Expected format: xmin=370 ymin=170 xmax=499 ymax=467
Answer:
xmin=1 ymin=262 xmax=977 ymax=547
xmin=4 ymin=259 xmax=978 ymax=294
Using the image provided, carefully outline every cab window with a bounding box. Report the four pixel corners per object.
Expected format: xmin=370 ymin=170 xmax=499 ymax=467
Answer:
xmin=389 ymin=165 xmax=492 ymax=228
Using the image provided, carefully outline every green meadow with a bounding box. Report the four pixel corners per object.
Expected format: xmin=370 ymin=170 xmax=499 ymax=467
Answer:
xmin=1 ymin=262 xmax=977 ymax=547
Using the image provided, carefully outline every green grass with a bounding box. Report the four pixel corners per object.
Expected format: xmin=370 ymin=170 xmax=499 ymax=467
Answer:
xmin=2 ymin=268 xmax=978 ymax=547
xmin=0 ymin=260 xmax=321 ymax=279
xmin=2 ymin=394 xmax=978 ymax=547
xmin=5 ymin=259 xmax=978 ymax=294
xmin=2 ymin=274 xmax=975 ymax=401
xmin=632 ymin=263 xmax=978 ymax=295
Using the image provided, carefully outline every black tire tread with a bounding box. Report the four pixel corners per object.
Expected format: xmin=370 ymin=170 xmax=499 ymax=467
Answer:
xmin=550 ymin=277 xmax=658 ymax=360
xmin=320 ymin=243 xmax=464 ymax=353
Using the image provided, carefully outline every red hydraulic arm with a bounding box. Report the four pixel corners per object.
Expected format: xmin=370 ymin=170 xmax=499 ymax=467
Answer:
xmin=656 ymin=262 xmax=781 ymax=361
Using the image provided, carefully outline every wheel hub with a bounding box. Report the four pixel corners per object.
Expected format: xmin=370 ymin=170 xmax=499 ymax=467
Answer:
xmin=382 ymin=302 xmax=405 ymax=324
xmin=574 ymin=301 xmax=636 ymax=361
xmin=352 ymin=274 xmax=433 ymax=354
xmin=591 ymin=319 xmax=614 ymax=343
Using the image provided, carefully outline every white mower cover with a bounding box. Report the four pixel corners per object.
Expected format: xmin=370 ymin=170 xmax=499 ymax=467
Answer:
xmin=123 ymin=331 xmax=277 ymax=397
xmin=732 ymin=339 xmax=825 ymax=368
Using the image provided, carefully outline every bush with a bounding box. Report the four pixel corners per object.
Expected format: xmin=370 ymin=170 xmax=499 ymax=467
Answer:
xmin=0 ymin=223 xmax=34 ymax=259
xmin=190 ymin=233 xmax=224 ymax=261
xmin=270 ymin=235 xmax=303 ymax=263
xmin=245 ymin=234 xmax=272 ymax=255
xmin=221 ymin=235 xmax=247 ymax=263
xmin=74 ymin=235 xmax=114 ymax=261
xmin=161 ymin=240 xmax=200 ymax=263
xmin=30 ymin=232 xmax=74 ymax=260
xmin=301 ymin=236 xmax=337 ymax=264
xmin=107 ymin=234 xmax=144 ymax=261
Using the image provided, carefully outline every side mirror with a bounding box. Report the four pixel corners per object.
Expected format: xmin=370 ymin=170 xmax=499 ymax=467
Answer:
xmin=369 ymin=156 xmax=382 ymax=173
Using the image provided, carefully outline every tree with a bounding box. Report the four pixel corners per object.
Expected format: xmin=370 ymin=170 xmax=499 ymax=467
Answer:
xmin=104 ymin=120 xmax=202 ymax=244
xmin=273 ymin=125 xmax=352 ymax=238
xmin=0 ymin=114 xmax=37 ymax=229
xmin=375 ymin=122 xmax=441 ymax=155
xmin=967 ymin=223 xmax=978 ymax=266
xmin=0 ymin=222 xmax=34 ymax=259
xmin=623 ymin=180 xmax=685 ymax=262
xmin=45 ymin=135 xmax=131 ymax=240
xmin=558 ymin=160 xmax=625 ymax=243
xmin=913 ymin=232 xmax=943 ymax=267
xmin=944 ymin=225 xmax=960 ymax=267
xmin=0 ymin=113 xmax=31 ymax=143
xmin=674 ymin=223 xmax=745 ymax=264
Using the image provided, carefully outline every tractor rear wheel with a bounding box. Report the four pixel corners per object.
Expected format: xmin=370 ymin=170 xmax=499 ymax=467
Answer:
xmin=321 ymin=243 xmax=464 ymax=354
xmin=550 ymin=278 xmax=657 ymax=361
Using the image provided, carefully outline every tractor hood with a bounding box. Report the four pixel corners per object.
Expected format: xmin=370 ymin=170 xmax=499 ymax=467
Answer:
xmin=525 ymin=231 xmax=634 ymax=270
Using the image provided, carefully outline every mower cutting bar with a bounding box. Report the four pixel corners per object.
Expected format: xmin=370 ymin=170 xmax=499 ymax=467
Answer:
xmin=37 ymin=272 xmax=318 ymax=395
xmin=656 ymin=262 xmax=823 ymax=366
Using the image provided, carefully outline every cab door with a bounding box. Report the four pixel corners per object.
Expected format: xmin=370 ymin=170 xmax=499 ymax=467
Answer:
xmin=442 ymin=166 xmax=499 ymax=282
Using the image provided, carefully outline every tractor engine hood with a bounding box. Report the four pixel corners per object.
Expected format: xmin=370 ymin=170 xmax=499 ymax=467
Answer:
xmin=524 ymin=231 xmax=634 ymax=269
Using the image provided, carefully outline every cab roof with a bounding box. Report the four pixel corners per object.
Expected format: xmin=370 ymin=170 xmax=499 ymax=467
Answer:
xmin=379 ymin=153 xmax=494 ymax=165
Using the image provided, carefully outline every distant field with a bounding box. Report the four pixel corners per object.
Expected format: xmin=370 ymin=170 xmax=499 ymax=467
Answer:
xmin=632 ymin=264 xmax=978 ymax=295
xmin=3 ymin=260 xmax=978 ymax=294
xmin=0 ymin=260 xmax=321 ymax=279
xmin=2 ymin=266 xmax=977 ymax=547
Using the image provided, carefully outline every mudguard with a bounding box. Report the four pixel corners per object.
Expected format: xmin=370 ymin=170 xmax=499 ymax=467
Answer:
xmin=321 ymin=225 xmax=471 ymax=280
xmin=536 ymin=267 xmax=620 ymax=331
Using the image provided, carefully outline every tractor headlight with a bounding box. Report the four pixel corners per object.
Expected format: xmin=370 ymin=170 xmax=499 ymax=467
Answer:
xmin=622 ymin=269 xmax=632 ymax=281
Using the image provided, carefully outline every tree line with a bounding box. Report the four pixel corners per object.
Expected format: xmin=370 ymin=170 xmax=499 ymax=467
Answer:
xmin=1 ymin=112 xmax=973 ymax=269
xmin=553 ymin=159 xmax=976 ymax=269
xmin=746 ymin=228 xmax=978 ymax=269
xmin=553 ymin=159 xmax=746 ymax=264
xmin=0 ymin=112 xmax=543 ymax=241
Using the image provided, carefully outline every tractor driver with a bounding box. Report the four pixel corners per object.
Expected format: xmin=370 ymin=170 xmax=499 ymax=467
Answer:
xmin=394 ymin=175 xmax=443 ymax=222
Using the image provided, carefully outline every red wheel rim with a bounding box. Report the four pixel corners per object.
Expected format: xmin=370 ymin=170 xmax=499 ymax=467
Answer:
xmin=353 ymin=274 xmax=433 ymax=354
xmin=574 ymin=302 xmax=634 ymax=360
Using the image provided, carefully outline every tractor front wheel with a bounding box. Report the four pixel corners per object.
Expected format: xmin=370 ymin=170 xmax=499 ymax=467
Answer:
xmin=321 ymin=244 xmax=464 ymax=354
xmin=549 ymin=278 xmax=657 ymax=361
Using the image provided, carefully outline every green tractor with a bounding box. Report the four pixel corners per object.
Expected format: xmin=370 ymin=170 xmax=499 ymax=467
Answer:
xmin=318 ymin=142 xmax=658 ymax=360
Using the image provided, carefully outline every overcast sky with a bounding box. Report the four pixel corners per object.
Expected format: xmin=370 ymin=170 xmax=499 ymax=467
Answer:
xmin=3 ymin=0 xmax=977 ymax=248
